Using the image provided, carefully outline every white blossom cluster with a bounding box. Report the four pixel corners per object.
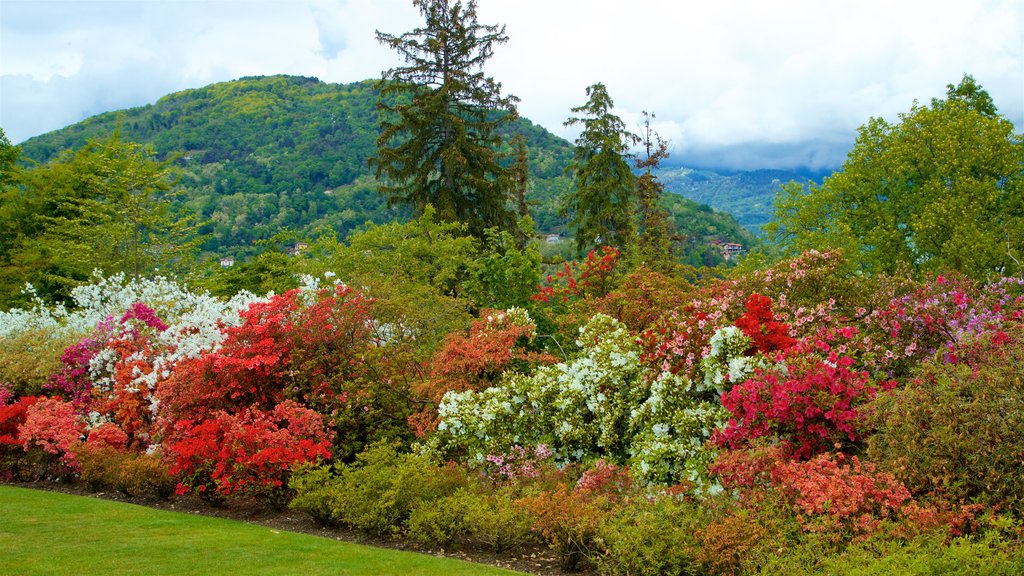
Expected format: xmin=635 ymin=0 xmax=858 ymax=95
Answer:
xmin=434 ymin=313 xmax=725 ymax=485
xmin=699 ymin=325 xmax=773 ymax=393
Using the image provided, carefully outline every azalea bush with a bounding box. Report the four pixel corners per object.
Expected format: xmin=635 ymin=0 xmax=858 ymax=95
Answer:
xmin=433 ymin=313 xmax=723 ymax=485
xmin=166 ymin=401 xmax=333 ymax=507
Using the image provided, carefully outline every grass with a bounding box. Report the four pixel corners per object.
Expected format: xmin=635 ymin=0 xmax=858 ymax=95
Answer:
xmin=0 ymin=486 xmax=526 ymax=576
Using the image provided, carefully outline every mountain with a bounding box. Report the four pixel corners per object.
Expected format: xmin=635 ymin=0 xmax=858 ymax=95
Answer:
xmin=655 ymin=167 xmax=814 ymax=233
xmin=18 ymin=75 xmax=755 ymax=262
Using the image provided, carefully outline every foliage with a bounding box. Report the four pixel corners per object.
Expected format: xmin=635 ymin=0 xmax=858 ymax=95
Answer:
xmin=434 ymin=314 xmax=723 ymax=486
xmin=868 ymin=328 xmax=1024 ymax=515
xmin=592 ymin=495 xmax=704 ymax=576
xmin=633 ymin=111 xmax=678 ymax=272
xmin=166 ymin=401 xmax=333 ymax=507
xmin=373 ymin=0 xmax=520 ymax=237
xmin=2 ymin=132 xmax=202 ymax=305
xmin=0 ymin=327 xmax=76 ymax=397
xmin=769 ymin=75 xmax=1024 ymax=279
xmin=408 ymin=488 xmax=538 ymax=552
xmin=563 ymin=83 xmax=639 ymax=254
xmin=289 ymin=442 xmax=468 ymax=535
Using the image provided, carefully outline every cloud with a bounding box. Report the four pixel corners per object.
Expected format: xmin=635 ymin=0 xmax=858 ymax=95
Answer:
xmin=1 ymin=0 xmax=1021 ymax=172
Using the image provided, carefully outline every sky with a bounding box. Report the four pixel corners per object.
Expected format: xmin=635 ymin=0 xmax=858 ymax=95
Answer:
xmin=1 ymin=0 xmax=1021 ymax=172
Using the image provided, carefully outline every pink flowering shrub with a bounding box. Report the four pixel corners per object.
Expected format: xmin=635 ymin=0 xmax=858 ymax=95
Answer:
xmin=715 ymin=344 xmax=893 ymax=459
xmin=85 ymin=422 xmax=129 ymax=451
xmin=18 ymin=396 xmax=82 ymax=474
xmin=483 ymin=444 xmax=553 ymax=483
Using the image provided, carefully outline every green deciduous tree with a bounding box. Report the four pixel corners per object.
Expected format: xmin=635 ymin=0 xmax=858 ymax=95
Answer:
xmin=372 ymin=0 xmax=520 ymax=238
xmin=769 ymin=75 xmax=1024 ymax=279
xmin=1 ymin=132 xmax=203 ymax=305
xmin=563 ymin=83 xmax=639 ymax=255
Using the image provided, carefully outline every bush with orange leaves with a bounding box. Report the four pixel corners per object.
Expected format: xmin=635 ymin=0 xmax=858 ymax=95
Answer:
xmin=409 ymin=307 xmax=555 ymax=436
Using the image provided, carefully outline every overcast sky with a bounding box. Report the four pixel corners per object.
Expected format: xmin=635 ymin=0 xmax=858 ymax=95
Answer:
xmin=1 ymin=0 xmax=1021 ymax=171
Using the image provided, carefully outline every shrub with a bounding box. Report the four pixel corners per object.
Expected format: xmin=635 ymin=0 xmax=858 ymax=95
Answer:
xmin=117 ymin=452 xmax=175 ymax=499
xmin=759 ymin=529 xmax=1024 ymax=576
xmin=869 ymin=329 xmax=1024 ymax=514
xmin=0 ymin=396 xmax=39 ymax=478
xmin=407 ymin=488 xmax=537 ymax=552
xmin=166 ymin=401 xmax=333 ymax=508
xmin=290 ymin=442 xmax=468 ymax=536
xmin=0 ymin=328 xmax=76 ymax=397
xmin=76 ymin=446 xmax=123 ymax=491
xmin=592 ymin=496 xmax=704 ymax=576
xmin=18 ymin=396 xmax=82 ymax=476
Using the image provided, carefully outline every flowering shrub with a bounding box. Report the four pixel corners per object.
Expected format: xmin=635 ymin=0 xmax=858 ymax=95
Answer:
xmin=18 ymin=396 xmax=82 ymax=474
xmin=532 ymin=245 xmax=621 ymax=305
xmin=435 ymin=314 xmax=722 ymax=485
xmin=868 ymin=328 xmax=1024 ymax=514
xmin=482 ymin=444 xmax=554 ymax=483
xmin=158 ymin=283 xmax=416 ymax=459
xmin=409 ymin=308 xmax=555 ymax=437
xmin=0 ymin=396 xmax=39 ymax=477
xmin=85 ymin=422 xmax=129 ymax=451
xmin=716 ymin=346 xmax=892 ymax=458
xmin=711 ymin=447 xmax=918 ymax=542
xmin=167 ymin=401 xmax=333 ymax=507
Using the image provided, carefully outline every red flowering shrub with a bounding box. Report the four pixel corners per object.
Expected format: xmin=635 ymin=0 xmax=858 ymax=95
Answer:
xmin=734 ymin=293 xmax=797 ymax=354
xmin=0 ymin=396 xmax=39 ymax=477
xmin=772 ymin=453 xmax=910 ymax=538
xmin=18 ymin=396 xmax=83 ymax=474
xmin=158 ymin=284 xmax=415 ymax=459
xmin=167 ymin=400 xmax=333 ymax=507
xmin=715 ymin=347 xmax=892 ymax=458
xmin=711 ymin=447 xmax=922 ymax=543
xmin=532 ymin=245 xmax=621 ymax=305
xmin=585 ymin=266 xmax=693 ymax=332
xmin=85 ymin=422 xmax=129 ymax=451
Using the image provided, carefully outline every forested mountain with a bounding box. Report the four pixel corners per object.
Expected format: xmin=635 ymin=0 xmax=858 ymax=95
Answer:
xmin=655 ymin=167 xmax=814 ymax=233
xmin=19 ymin=75 xmax=754 ymax=261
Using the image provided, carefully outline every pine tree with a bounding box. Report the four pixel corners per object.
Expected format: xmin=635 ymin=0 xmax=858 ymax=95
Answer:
xmin=634 ymin=111 xmax=676 ymax=271
xmin=372 ymin=0 xmax=520 ymax=237
xmin=563 ymin=83 xmax=639 ymax=254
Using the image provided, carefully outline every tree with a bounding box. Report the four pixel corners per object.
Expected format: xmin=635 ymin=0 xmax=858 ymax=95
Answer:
xmin=634 ymin=111 xmax=676 ymax=271
xmin=769 ymin=75 xmax=1024 ymax=279
xmin=372 ymin=0 xmax=520 ymax=237
xmin=1 ymin=132 xmax=203 ymax=304
xmin=563 ymin=83 xmax=639 ymax=254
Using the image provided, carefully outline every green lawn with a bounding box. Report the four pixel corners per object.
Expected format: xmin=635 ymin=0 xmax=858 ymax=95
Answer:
xmin=0 ymin=486 xmax=525 ymax=576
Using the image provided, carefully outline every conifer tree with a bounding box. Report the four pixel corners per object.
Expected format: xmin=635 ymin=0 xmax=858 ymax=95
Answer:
xmin=372 ymin=0 xmax=520 ymax=237
xmin=634 ymin=111 xmax=676 ymax=270
xmin=563 ymin=83 xmax=639 ymax=254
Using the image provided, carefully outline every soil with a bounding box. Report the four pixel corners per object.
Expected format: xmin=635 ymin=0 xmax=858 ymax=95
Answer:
xmin=6 ymin=481 xmax=593 ymax=576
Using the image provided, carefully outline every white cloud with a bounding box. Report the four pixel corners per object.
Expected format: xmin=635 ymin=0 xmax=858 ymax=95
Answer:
xmin=1 ymin=0 xmax=1020 ymax=171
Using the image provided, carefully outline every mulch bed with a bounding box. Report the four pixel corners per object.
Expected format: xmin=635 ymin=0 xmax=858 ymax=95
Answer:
xmin=5 ymin=481 xmax=590 ymax=576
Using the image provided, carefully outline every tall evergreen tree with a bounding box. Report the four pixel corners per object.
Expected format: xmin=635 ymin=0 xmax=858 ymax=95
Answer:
xmin=634 ymin=112 xmax=676 ymax=270
xmin=372 ymin=0 xmax=520 ymax=237
xmin=563 ymin=83 xmax=639 ymax=254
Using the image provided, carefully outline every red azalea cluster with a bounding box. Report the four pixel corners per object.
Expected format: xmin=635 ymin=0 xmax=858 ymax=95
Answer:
xmin=167 ymin=401 xmax=333 ymax=504
xmin=532 ymin=245 xmax=621 ymax=304
xmin=733 ymin=293 xmax=796 ymax=354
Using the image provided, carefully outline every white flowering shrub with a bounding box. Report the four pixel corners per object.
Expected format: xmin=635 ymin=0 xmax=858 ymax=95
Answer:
xmin=698 ymin=325 xmax=773 ymax=393
xmin=434 ymin=314 xmax=723 ymax=485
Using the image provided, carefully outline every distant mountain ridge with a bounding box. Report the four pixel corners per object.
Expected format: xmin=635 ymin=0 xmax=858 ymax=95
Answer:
xmin=19 ymin=75 xmax=761 ymax=261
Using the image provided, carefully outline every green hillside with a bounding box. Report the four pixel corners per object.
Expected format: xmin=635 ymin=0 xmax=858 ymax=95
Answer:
xmin=19 ymin=75 xmax=754 ymax=261
xmin=655 ymin=167 xmax=813 ymax=233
